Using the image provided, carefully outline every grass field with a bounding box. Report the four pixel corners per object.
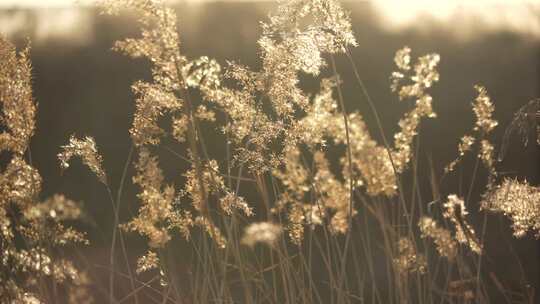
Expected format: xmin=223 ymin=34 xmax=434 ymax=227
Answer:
xmin=1 ymin=1 xmax=539 ymax=303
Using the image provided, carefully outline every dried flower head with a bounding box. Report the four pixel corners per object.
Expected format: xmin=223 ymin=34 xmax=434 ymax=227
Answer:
xmin=195 ymin=216 xmax=227 ymax=249
xmin=58 ymin=135 xmax=107 ymax=184
xmin=124 ymin=148 xmax=176 ymax=248
xmin=23 ymin=194 xmax=82 ymax=222
xmin=287 ymin=203 xmax=306 ymax=244
xmin=293 ymin=77 xmax=339 ymax=147
xmin=392 ymin=95 xmax=436 ymax=172
xmin=130 ymin=81 xmax=182 ymax=146
xmin=136 ymin=250 xmax=159 ymax=274
xmin=393 ymin=237 xmax=427 ymax=275
xmin=202 ymin=0 xmax=359 ymax=177
xmin=184 ymin=159 xmax=252 ymax=218
xmin=443 ymin=195 xmax=482 ymax=254
xmin=262 ymin=0 xmax=357 ymax=62
xmin=0 ymin=36 xmax=89 ymax=303
xmin=0 ymin=37 xmax=36 ymax=155
xmin=419 ymin=216 xmax=458 ymax=260
xmin=458 ymin=135 xmax=475 ymax=156
xmin=313 ymin=151 xmax=357 ymax=233
xmin=394 ymin=47 xmax=411 ymax=71
xmin=499 ymin=98 xmax=540 ymax=161
xmin=208 ymin=0 xmax=357 ymax=128
xmin=472 ymin=85 xmax=497 ymax=134
xmin=328 ymin=112 xmax=396 ymax=196
xmin=275 ymin=146 xmax=356 ymax=241
xmin=446 ymin=86 xmax=498 ymax=181
xmin=445 ymin=135 xmax=475 ymax=173
xmin=182 ymin=56 xmax=221 ymax=89
xmin=481 ymin=178 xmax=540 ymax=238
xmin=390 ymin=47 xmax=439 ymax=172
xmin=102 ymin=0 xmax=191 ymax=149
xmin=273 ymin=147 xmax=308 ymax=243
xmin=286 ymin=76 xmax=398 ymax=196
xmin=219 ymin=191 xmax=254 ymax=217
xmin=303 ymin=203 xmax=326 ymax=228
xmin=106 ymin=0 xmax=246 ymax=255
xmin=67 ymin=271 xmax=94 ymax=304
xmin=134 ymin=249 xmax=168 ymax=287
xmin=391 ymin=47 xmax=440 ymax=100
xmin=478 ymin=139 xmax=496 ymax=177
xmin=241 ymin=222 xmax=283 ymax=248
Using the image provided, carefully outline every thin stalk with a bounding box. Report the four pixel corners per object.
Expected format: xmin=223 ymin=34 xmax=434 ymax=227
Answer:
xmin=330 ymin=55 xmax=355 ymax=304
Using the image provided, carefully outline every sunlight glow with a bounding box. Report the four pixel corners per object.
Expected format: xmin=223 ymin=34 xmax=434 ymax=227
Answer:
xmin=0 ymin=0 xmax=539 ymax=44
xmin=0 ymin=0 xmax=88 ymax=8
xmin=0 ymin=0 xmax=256 ymax=8
xmin=373 ymin=0 xmax=540 ymax=40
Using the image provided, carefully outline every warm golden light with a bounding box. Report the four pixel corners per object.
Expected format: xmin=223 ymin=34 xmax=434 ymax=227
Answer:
xmin=0 ymin=0 xmax=86 ymax=7
xmin=373 ymin=0 xmax=540 ymax=39
xmin=0 ymin=0 xmax=538 ymax=49
xmin=0 ymin=0 xmax=253 ymax=8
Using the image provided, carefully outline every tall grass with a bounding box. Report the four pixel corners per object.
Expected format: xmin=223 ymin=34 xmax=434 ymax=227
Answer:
xmin=1 ymin=0 xmax=539 ymax=303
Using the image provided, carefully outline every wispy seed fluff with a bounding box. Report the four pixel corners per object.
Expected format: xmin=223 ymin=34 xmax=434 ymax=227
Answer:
xmin=241 ymin=222 xmax=283 ymax=248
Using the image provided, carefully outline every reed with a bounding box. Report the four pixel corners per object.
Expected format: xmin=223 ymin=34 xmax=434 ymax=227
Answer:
xmin=1 ymin=1 xmax=539 ymax=303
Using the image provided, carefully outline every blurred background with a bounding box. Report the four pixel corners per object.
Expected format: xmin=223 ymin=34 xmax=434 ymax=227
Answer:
xmin=1 ymin=0 xmax=539 ymax=302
